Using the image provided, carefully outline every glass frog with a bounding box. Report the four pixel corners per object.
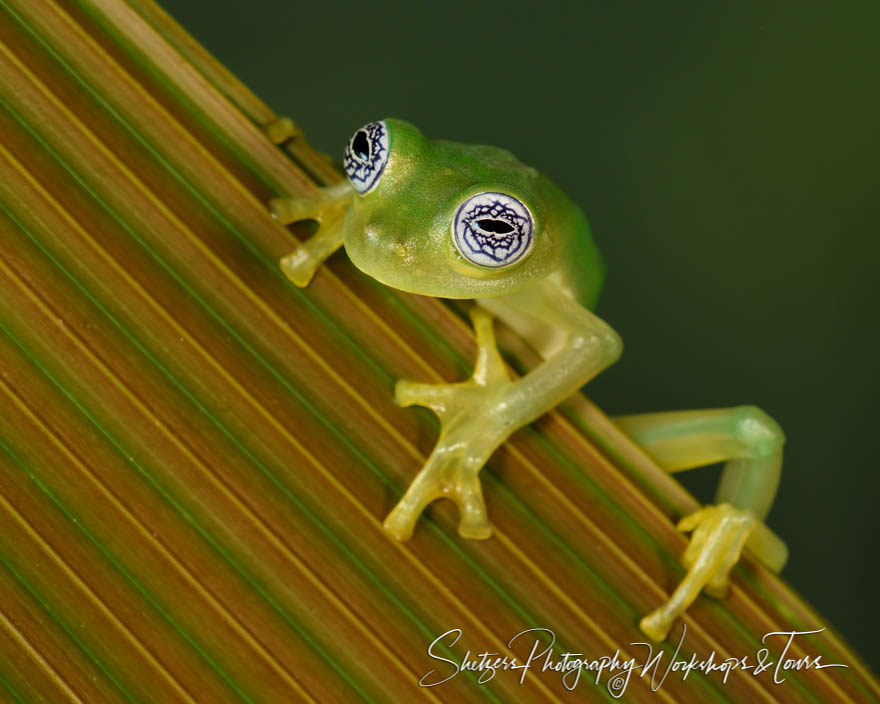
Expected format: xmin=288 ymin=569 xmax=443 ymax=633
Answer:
xmin=267 ymin=118 xmax=788 ymax=641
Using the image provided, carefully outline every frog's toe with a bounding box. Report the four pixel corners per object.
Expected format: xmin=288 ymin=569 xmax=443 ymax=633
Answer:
xmin=383 ymin=496 xmax=425 ymax=542
xmin=640 ymin=610 xmax=674 ymax=643
xmin=383 ymin=445 xmax=492 ymax=541
xmin=280 ymin=246 xmax=321 ymax=287
xmin=639 ymin=503 xmax=757 ymax=640
xmin=270 ymin=196 xmax=306 ymax=226
xmin=675 ymin=505 xmax=716 ymax=533
xmin=262 ymin=116 xmax=302 ymax=145
xmin=394 ymin=379 xmax=457 ymax=412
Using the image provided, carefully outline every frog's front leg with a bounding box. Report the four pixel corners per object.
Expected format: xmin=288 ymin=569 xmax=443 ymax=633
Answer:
xmin=384 ymin=282 xmax=622 ymax=541
xmin=613 ymin=407 xmax=788 ymax=640
xmin=270 ymin=181 xmax=354 ymax=286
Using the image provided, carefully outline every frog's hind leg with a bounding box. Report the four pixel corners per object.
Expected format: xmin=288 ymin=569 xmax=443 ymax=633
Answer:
xmin=613 ymin=406 xmax=788 ymax=640
xmin=270 ymin=180 xmax=353 ymax=286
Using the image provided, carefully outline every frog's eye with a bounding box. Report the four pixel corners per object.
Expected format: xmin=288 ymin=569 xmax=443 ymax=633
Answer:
xmin=343 ymin=121 xmax=390 ymax=194
xmin=452 ymin=192 xmax=534 ymax=268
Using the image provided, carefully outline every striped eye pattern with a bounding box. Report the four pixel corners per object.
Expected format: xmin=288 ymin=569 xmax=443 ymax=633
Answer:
xmin=343 ymin=121 xmax=389 ymax=194
xmin=452 ymin=192 xmax=534 ymax=268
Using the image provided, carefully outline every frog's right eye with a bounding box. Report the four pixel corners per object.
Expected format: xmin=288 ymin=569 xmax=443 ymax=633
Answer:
xmin=343 ymin=121 xmax=389 ymax=194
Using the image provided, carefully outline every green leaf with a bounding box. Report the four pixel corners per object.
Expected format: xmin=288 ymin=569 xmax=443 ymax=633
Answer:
xmin=0 ymin=0 xmax=876 ymax=701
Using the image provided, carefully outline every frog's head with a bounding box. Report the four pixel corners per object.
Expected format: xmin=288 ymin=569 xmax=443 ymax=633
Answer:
xmin=341 ymin=119 xmax=575 ymax=299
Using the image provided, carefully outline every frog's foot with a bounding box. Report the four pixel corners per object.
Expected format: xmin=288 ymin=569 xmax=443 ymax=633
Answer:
xmin=271 ymin=182 xmax=353 ymax=286
xmin=640 ymin=503 xmax=757 ymax=641
xmin=384 ymin=308 xmax=514 ymax=541
xmin=261 ymin=116 xmax=303 ymax=145
xmin=278 ymin=211 xmax=342 ymax=287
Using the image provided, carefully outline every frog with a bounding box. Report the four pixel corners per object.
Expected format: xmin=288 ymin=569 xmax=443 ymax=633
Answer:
xmin=266 ymin=118 xmax=789 ymax=641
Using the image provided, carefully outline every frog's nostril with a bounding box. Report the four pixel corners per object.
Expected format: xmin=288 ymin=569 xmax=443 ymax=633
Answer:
xmin=390 ymin=240 xmax=411 ymax=261
xmin=352 ymin=130 xmax=370 ymax=161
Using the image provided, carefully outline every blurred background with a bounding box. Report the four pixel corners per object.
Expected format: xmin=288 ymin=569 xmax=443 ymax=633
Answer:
xmin=158 ymin=0 xmax=879 ymax=671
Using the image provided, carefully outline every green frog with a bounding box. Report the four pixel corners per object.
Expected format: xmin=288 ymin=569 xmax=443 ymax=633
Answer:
xmin=268 ymin=118 xmax=788 ymax=641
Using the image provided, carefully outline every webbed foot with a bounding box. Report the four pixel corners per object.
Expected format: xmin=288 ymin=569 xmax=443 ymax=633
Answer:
xmin=640 ymin=503 xmax=757 ymax=641
xmin=384 ymin=308 xmax=515 ymax=541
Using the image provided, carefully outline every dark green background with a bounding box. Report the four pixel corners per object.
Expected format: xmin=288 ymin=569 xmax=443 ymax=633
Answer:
xmin=157 ymin=0 xmax=879 ymax=672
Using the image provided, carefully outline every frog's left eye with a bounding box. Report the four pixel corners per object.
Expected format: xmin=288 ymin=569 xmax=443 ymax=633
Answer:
xmin=343 ymin=121 xmax=390 ymax=194
xmin=452 ymin=192 xmax=534 ymax=268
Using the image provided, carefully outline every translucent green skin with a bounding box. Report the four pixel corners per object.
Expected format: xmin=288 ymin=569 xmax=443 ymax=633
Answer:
xmin=271 ymin=117 xmax=788 ymax=642
xmin=344 ymin=119 xmax=603 ymax=308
